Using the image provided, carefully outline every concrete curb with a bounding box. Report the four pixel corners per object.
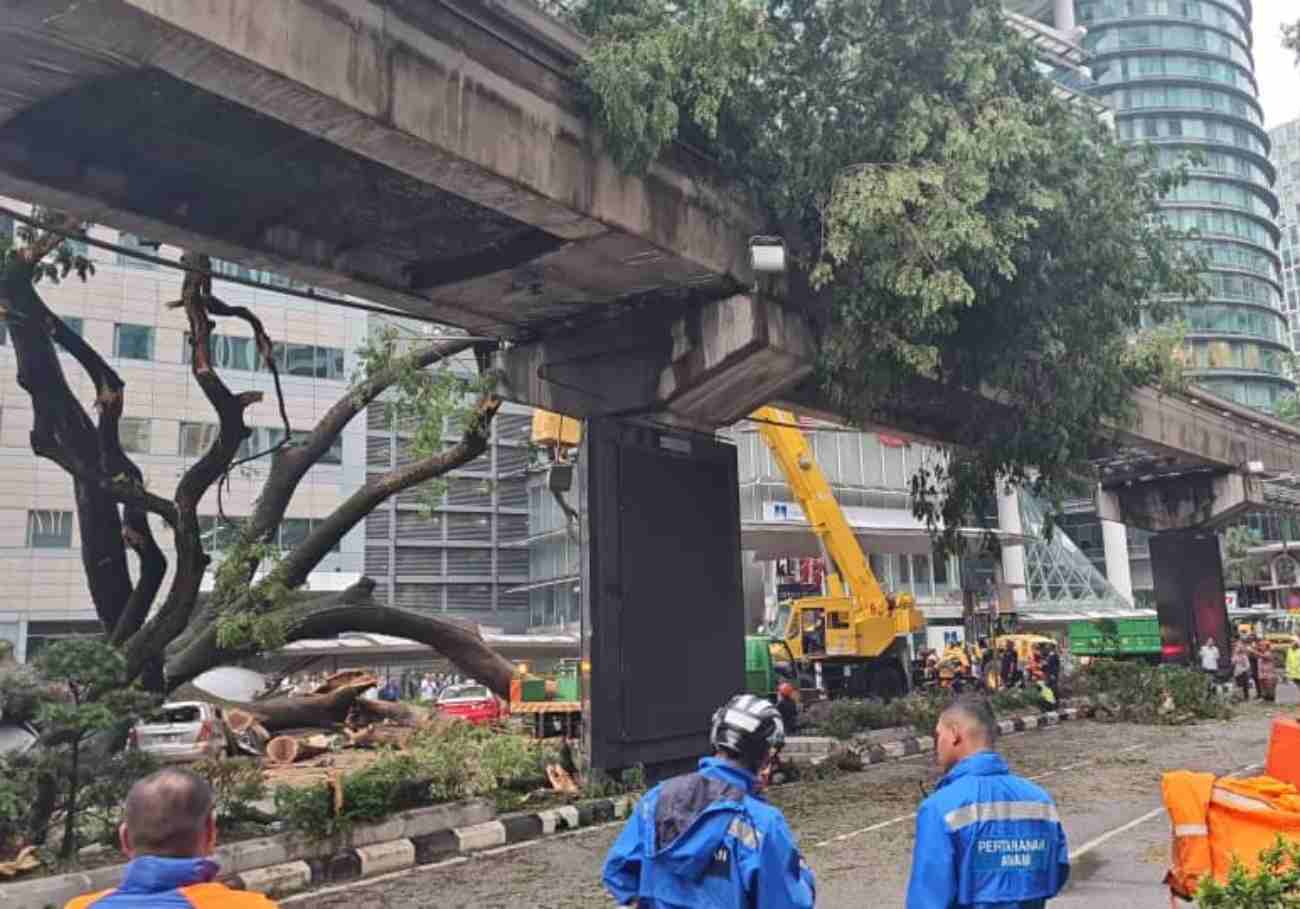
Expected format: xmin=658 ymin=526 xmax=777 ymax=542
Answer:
xmin=233 ymin=793 xmax=639 ymax=899
xmin=788 ymin=703 xmax=1093 ymax=768
xmin=0 ymin=794 xmax=640 ymax=906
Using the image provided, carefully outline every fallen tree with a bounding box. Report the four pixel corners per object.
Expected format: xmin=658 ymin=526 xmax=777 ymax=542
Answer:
xmin=0 ymin=219 xmax=513 ymax=700
xmin=0 ymin=216 xmax=517 ymax=845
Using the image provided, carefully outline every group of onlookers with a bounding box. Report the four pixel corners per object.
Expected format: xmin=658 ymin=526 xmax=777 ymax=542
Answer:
xmin=1200 ymin=634 xmax=1300 ymax=701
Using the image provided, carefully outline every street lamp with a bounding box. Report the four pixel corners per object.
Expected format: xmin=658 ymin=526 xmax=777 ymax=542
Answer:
xmin=749 ymin=236 xmax=786 ymax=274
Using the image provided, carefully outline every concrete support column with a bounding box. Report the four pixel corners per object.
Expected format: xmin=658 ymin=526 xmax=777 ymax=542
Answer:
xmin=996 ymin=486 xmax=1028 ymax=611
xmin=1054 ymin=0 xmax=1076 ymax=33
xmin=1101 ymin=520 xmax=1134 ymax=605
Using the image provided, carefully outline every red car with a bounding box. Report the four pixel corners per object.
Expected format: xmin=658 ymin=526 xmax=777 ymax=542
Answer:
xmin=436 ymin=683 xmax=507 ymax=725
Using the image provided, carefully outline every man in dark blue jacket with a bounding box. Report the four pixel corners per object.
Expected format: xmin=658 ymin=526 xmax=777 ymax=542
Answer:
xmin=906 ymin=697 xmax=1069 ymax=908
xmin=602 ymin=693 xmax=816 ymax=908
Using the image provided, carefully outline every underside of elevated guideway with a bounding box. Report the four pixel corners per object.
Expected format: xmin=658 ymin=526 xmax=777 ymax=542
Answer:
xmin=4 ymin=0 xmax=1300 ymax=515
xmin=778 ymin=376 xmax=1300 ymax=533
xmin=0 ymin=0 xmax=757 ymax=338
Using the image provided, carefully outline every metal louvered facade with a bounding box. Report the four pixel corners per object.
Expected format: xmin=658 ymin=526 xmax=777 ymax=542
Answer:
xmin=363 ymin=400 xmax=533 ymax=631
xmin=1080 ymin=0 xmax=1293 ymax=413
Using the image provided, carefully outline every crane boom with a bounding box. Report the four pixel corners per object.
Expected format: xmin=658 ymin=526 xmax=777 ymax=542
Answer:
xmin=751 ymin=406 xmax=889 ymax=612
xmin=751 ymin=406 xmax=924 ymax=698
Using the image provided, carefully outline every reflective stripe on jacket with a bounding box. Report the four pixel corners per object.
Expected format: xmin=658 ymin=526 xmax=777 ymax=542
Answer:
xmin=64 ymin=857 xmax=278 ymax=909
xmin=906 ymin=751 xmax=1069 ymax=908
xmin=1163 ymin=770 xmax=1300 ymax=896
xmin=1162 ymin=770 xmax=1215 ymax=899
xmin=602 ymin=757 xmax=816 ymax=909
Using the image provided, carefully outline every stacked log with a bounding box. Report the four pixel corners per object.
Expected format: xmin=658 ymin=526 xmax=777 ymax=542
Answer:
xmin=211 ymin=671 xmax=449 ymax=765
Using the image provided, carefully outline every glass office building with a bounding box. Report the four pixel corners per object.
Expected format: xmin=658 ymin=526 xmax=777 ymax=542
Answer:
xmin=1270 ymin=117 xmax=1300 ymax=352
xmin=1079 ymin=0 xmax=1291 ymax=413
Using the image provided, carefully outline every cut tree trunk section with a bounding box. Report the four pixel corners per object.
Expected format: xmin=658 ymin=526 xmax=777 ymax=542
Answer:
xmin=265 ymin=733 xmax=334 ymax=765
xmin=208 ymin=674 xmax=376 ymax=734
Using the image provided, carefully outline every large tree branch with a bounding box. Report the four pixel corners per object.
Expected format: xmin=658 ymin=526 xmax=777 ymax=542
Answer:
xmin=165 ymin=578 xmax=516 ymax=698
xmin=17 ymin=211 xmax=78 ymax=264
xmin=245 ymin=338 xmax=474 ymax=544
xmin=124 ymin=255 xmax=259 ymax=682
xmin=0 ymin=257 xmax=146 ymax=631
xmin=274 ymin=392 xmax=501 ymax=592
xmin=166 ymin=390 xmax=501 ymax=665
xmin=37 ymin=286 xmax=172 ymax=644
xmin=199 ymin=291 xmax=292 ymax=478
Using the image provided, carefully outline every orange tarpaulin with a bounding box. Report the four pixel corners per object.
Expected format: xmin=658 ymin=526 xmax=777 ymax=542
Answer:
xmin=1164 ymin=771 xmax=1300 ymax=898
xmin=1267 ymin=716 xmax=1300 ymax=788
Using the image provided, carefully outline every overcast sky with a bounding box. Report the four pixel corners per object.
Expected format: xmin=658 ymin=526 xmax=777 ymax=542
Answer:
xmin=1254 ymin=6 xmax=1298 ymax=131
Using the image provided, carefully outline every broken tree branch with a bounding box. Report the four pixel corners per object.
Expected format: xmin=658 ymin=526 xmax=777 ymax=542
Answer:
xmin=124 ymin=254 xmax=260 ymax=683
xmin=274 ymin=392 xmax=501 ymax=592
xmin=247 ymin=338 xmax=474 ymax=544
xmin=165 ymin=578 xmax=515 ymax=699
xmin=1 ymin=254 xmax=142 ymax=631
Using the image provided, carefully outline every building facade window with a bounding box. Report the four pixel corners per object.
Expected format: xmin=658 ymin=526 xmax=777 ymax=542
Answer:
xmin=0 ymin=315 xmax=81 ymax=347
xmin=113 ymin=323 xmax=154 ymax=360
xmin=27 ymin=509 xmax=72 ymax=548
xmin=116 ymin=233 xmax=160 ymax=269
xmin=183 ymin=332 xmax=345 ymax=379
xmin=178 ymin=421 xmax=218 ymax=457
xmin=197 ymin=515 xmax=340 ymax=553
xmin=119 ymin=417 xmax=151 ymax=454
xmin=179 ymin=422 xmax=342 ymax=465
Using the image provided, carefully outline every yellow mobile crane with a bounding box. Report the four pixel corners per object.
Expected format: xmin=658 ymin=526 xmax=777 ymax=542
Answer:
xmin=753 ymin=406 xmax=926 ymax=698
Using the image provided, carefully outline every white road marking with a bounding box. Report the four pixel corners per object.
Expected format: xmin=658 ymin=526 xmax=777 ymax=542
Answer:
xmin=1068 ymin=806 xmax=1167 ymax=860
xmin=283 ymin=728 xmax=1163 ymax=895
xmin=809 ymin=743 xmax=1146 ymax=849
xmin=1068 ymin=762 xmax=1263 ymax=861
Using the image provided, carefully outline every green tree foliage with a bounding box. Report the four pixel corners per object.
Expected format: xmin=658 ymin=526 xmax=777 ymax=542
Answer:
xmin=193 ymin=757 xmax=270 ymax=830
xmin=1075 ymin=659 xmax=1230 ymax=724
xmin=568 ymin=0 xmax=1204 ymax=548
xmin=353 ymin=323 xmax=485 ymax=508
xmin=1223 ymin=525 xmax=1268 ymax=589
xmin=1197 ymin=837 xmax=1300 ymax=907
xmin=0 ymin=210 xmax=93 ymax=285
xmin=23 ymin=640 xmax=156 ymax=859
xmin=1277 ymin=393 xmax=1300 ymax=425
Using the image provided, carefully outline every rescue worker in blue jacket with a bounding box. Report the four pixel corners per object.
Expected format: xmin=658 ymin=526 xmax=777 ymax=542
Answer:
xmin=602 ymin=693 xmax=816 ymax=908
xmin=906 ymin=696 xmax=1069 ymax=908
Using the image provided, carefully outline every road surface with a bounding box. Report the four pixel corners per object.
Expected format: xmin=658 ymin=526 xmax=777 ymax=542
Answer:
xmin=289 ymin=697 xmax=1292 ymax=908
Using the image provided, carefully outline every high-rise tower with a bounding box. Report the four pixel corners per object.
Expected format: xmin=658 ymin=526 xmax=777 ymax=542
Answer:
xmin=1269 ymin=117 xmax=1300 ymax=352
xmin=1080 ymin=0 xmax=1291 ymax=412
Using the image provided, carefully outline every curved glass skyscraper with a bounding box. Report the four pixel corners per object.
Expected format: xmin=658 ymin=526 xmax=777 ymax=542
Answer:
xmin=1080 ymin=0 xmax=1292 ymax=413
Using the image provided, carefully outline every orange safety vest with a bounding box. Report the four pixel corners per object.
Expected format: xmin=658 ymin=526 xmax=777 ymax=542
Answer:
xmin=65 ymin=882 xmax=278 ymax=909
xmin=1163 ymin=770 xmax=1300 ymax=899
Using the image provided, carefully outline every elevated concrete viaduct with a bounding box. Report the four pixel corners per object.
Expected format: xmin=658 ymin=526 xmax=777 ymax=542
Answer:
xmin=7 ymin=0 xmax=1300 ymax=769
xmin=2 ymin=0 xmax=1299 ymax=520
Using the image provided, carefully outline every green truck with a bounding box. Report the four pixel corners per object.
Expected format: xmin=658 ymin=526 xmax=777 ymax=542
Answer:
xmin=744 ymin=635 xmax=809 ymax=697
xmin=1068 ymin=618 xmax=1162 ymax=662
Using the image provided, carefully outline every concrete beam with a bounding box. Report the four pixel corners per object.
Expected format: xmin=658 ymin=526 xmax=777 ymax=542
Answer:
xmin=780 ymin=377 xmax=1300 ymax=481
xmin=496 ymin=294 xmax=813 ymax=428
xmin=0 ymin=0 xmax=762 ymax=335
xmin=1118 ymin=386 xmax=1300 ymax=474
xmin=1096 ymin=470 xmax=1266 ymax=532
